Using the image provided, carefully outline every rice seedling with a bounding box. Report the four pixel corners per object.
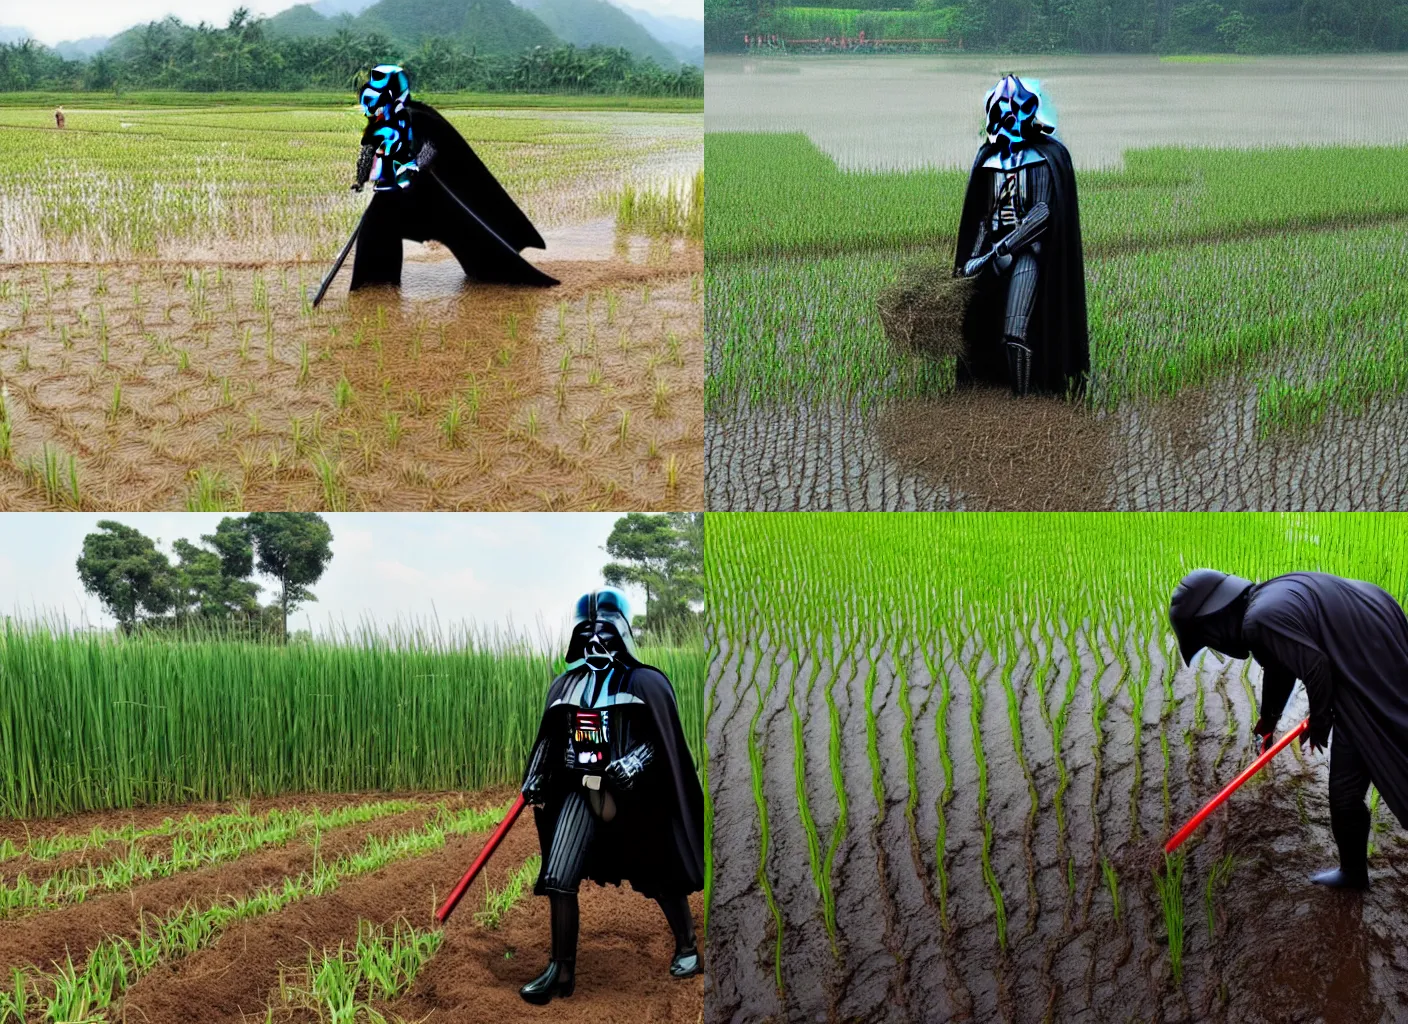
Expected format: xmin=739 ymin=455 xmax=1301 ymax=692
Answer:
xmin=1102 ymin=857 xmax=1120 ymax=922
xmin=440 ymin=399 xmax=465 ymax=448
xmin=311 ymin=453 xmax=349 ymax=511
xmin=474 ymin=855 xmax=542 ymax=929
xmin=1204 ymin=854 xmax=1235 ymax=939
xmin=1155 ymin=853 xmax=1187 ymax=982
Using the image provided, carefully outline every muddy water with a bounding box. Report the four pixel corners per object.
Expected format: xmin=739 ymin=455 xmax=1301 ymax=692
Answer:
xmin=705 ymin=627 xmax=1408 ymax=1024
xmin=705 ymin=54 xmax=1408 ymax=170
xmin=706 ymin=383 xmax=1408 ymax=510
xmin=0 ymin=238 xmax=701 ymax=511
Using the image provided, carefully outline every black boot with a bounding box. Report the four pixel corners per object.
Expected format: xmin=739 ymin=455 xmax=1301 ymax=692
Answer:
xmin=1004 ymin=339 xmax=1033 ymax=397
xmin=1316 ymin=788 xmax=1371 ymax=889
xmin=520 ymin=890 xmax=578 ymax=1004
xmin=657 ymin=894 xmax=702 ymax=979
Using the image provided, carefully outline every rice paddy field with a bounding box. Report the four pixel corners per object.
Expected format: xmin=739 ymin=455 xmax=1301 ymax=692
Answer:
xmin=704 ymin=512 xmax=1408 ymax=1024
xmin=0 ymin=623 xmax=706 ymax=1022
xmin=704 ymin=56 xmax=1408 ymax=510
xmin=0 ymin=102 xmax=703 ymax=510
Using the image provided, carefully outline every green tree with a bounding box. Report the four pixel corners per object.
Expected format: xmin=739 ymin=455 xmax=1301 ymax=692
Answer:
xmin=602 ymin=512 xmax=703 ymax=635
xmin=171 ymin=538 xmax=262 ymax=622
xmin=244 ymin=513 xmax=335 ymax=637
xmin=76 ymin=520 xmax=175 ymax=631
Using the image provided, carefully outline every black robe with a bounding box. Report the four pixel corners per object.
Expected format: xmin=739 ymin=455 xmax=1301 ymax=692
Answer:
xmin=953 ymin=137 xmax=1089 ymax=395
xmin=1245 ymin=572 xmax=1408 ymax=830
xmin=524 ymin=659 xmax=705 ymax=899
xmin=350 ymin=100 xmax=557 ymax=289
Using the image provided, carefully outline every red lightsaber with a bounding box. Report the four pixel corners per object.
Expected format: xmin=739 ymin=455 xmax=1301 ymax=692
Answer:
xmin=435 ymin=794 xmax=528 ymax=923
xmin=1164 ymin=718 xmax=1308 ymax=855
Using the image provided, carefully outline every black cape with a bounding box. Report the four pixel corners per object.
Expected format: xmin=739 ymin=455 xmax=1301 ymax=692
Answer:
xmin=1244 ymin=572 xmax=1408 ymax=830
xmin=953 ymin=137 xmax=1089 ymax=395
xmin=350 ymin=100 xmax=556 ymax=289
xmin=524 ymin=659 xmax=706 ymax=899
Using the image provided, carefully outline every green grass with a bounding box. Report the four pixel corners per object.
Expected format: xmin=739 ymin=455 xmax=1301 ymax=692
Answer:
xmin=0 ymin=621 xmax=703 ymax=818
xmin=765 ymin=6 xmax=962 ymax=41
xmin=705 ymin=132 xmax=1408 ymax=429
xmin=278 ymin=919 xmax=444 ymax=1023
xmin=474 ymin=854 xmax=542 ymax=929
xmin=1155 ymin=852 xmax=1187 ymax=982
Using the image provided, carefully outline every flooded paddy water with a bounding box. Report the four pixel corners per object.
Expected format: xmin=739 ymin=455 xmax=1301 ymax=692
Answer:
xmin=0 ymin=106 xmax=703 ymax=509
xmin=704 ymin=56 xmax=1408 ymax=510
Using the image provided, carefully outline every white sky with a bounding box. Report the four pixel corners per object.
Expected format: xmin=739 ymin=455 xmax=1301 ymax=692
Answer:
xmin=0 ymin=512 xmax=641 ymax=640
xmin=0 ymin=0 xmax=702 ymax=46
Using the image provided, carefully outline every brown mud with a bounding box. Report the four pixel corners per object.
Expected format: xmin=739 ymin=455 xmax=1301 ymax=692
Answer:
xmin=0 ymin=238 xmax=701 ymax=511
xmin=706 ymin=382 xmax=1408 ymax=510
xmin=705 ymin=631 xmax=1408 ymax=1023
xmin=0 ymin=801 xmax=468 ymax=974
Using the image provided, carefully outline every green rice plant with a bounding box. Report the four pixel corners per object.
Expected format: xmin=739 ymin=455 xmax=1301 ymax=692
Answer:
xmin=311 ymin=453 xmax=348 ymax=512
xmin=0 ymin=420 xmax=10 ymax=464
xmin=475 ymin=855 xmax=542 ymax=929
xmin=440 ymin=398 xmax=465 ymax=448
xmin=1155 ymin=852 xmax=1187 ymax=982
xmin=0 ymin=619 xmax=704 ymax=818
xmin=1204 ymin=854 xmax=1235 ymax=939
xmin=185 ymin=467 xmax=240 ymax=512
xmin=965 ymin=654 xmax=1007 ymax=951
xmin=749 ymin=647 xmax=785 ymax=995
xmin=1102 ymin=857 xmax=1120 ymax=922
xmin=791 ymin=644 xmax=832 ymax=948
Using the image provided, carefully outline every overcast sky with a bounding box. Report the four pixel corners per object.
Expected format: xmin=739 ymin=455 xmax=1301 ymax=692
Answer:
xmin=0 ymin=513 xmax=637 ymax=640
xmin=1 ymin=0 xmax=701 ymax=46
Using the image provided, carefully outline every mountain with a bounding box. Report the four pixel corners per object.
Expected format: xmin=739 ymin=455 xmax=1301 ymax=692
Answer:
xmin=53 ymin=36 xmax=112 ymax=59
xmin=666 ymin=41 xmax=703 ymax=66
xmin=0 ymin=25 xmax=35 ymax=44
xmin=610 ymin=3 xmax=701 ymax=52
xmin=514 ymin=0 xmax=679 ymax=65
xmin=354 ymin=0 xmax=558 ymax=52
xmin=265 ymin=4 xmax=347 ymax=38
xmin=311 ymin=0 xmax=378 ymax=14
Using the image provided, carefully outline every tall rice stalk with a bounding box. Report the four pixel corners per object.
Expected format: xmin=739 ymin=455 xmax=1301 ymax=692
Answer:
xmin=0 ymin=619 xmax=703 ymax=818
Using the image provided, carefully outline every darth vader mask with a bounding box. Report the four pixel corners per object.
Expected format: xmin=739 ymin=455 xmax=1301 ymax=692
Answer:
xmin=567 ymin=587 xmax=640 ymax=670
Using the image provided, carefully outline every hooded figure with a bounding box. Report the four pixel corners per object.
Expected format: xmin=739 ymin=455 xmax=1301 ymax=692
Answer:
xmin=1170 ymin=569 xmax=1408 ymax=889
xmin=518 ymin=587 xmax=705 ymax=1004
xmin=954 ymin=74 xmax=1088 ymax=397
xmin=348 ymin=65 xmax=557 ymax=290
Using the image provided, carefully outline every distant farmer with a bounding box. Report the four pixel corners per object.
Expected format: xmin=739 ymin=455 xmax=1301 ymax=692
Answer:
xmin=954 ymin=74 xmax=1088 ymax=397
xmin=54 ymin=106 xmax=65 ymax=129
xmin=517 ymin=588 xmax=705 ymax=1004
xmin=1170 ymin=569 xmax=1408 ymax=889
xmin=347 ymin=64 xmax=556 ymax=291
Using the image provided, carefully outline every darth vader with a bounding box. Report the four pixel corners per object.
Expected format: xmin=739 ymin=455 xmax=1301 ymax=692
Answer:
xmin=517 ymin=587 xmax=705 ymax=1004
xmin=348 ymin=64 xmax=556 ymax=290
xmin=1170 ymin=569 xmax=1408 ymax=889
xmin=954 ymin=74 xmax=1088 ymax=397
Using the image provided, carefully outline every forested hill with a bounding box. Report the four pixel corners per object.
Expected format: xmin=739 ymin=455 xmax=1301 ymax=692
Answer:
xmin=704 ymin=0 xmax=1408 ymax=53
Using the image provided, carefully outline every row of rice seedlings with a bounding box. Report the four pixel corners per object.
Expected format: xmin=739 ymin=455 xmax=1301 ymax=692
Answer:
xmin=920 ymin=636 xmax=955 ymax=930
xmin=748 ymin=645 xmax=785 ymax=995
xmin=964 ymin=652 xmax=1007 ymax=951
xmin=275 ymin=920 xmax=445 ymax=1024
xmin=0 ymin=804 xmax=505 ymax=1024
xmin=819 ymin=627 xmax=858 ymax=952
xmin=0 ymin=620 xmax=705 ymax=819
xmin=474 ymin=854 xmax=542 ymax=930
xmin=1154 ymin=853 xmax=1187 ymax=982
xmin=0 ymin=800 xmax=420 ymax=919
xmin=789 ymin=644 xmax=831 ymax=948
xmin=0 ymin=800 xmax=421 ymax=866
xmin=994 ymin=630 xmax=1040 ymax=935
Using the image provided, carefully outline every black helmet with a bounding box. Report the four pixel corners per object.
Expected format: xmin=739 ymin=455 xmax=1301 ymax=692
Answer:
xmin=568 ymin=587 xmax=639 ymax=667
xmin=1169 ymin=569 xmax=1254 ymax=665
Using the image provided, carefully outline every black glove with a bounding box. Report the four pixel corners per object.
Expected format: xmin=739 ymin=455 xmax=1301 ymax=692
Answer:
xmin=522 ymin=773 xmax=547 ymax=804
xmin=350 ymin=182 xmax=364 ymax=192
xmin=1252 ymin=717 xmax=1276 ymax=753
xmin=604 ymin=743 xmax=655 ymax=792
xmin=1305 ymin=719 xmax=1331 ymax=754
